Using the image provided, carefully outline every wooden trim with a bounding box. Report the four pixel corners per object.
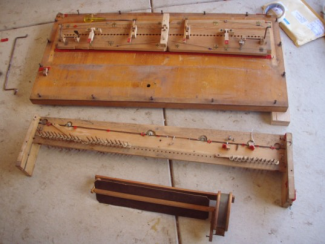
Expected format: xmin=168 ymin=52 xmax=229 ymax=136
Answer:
xmin=16 ymin=115 xmax=40 ymax=176
xmin=225 ymin=193 xmax=233 ymax=231
xmin=92 ymin=188 xmax=215 ymax=212
xmin=281 ymin=133 xmax=295 ymax=207
xmin=95 ymin=175 xmax=220 ymax=200
xmin=30 ymin=99 xmax=288 ymax=113
xmin=23 ymin=144 xmax=41 ymax=176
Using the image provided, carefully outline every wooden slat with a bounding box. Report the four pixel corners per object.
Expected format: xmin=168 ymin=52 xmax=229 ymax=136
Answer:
xmin=96 ymin=175 xmax=221 ymax=200
xmin=281 ymin=133 xmax=295 ymax=207
xmin=24 ymin=144 xmax=41 ymax=176
xmin=95 ymin=180 xmax=210 ymax=207
xmin=16 ymin=115 xmax=40 ymax=175
xmin=92 ymin=188 xmax=214 ymax=212
xmin=41 ymin=117 xmax=284 ymax=146
xmin=94 ymin=179 xmax=211 ymax=219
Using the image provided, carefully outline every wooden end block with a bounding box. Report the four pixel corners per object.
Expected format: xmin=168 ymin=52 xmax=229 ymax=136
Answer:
xmin=281 ymin=133 xmax=295 ymax=207
xmin=16 ymin=115 xmax=40 ymax=176
xmin=271 ymin=109 xmax=290 ymax=126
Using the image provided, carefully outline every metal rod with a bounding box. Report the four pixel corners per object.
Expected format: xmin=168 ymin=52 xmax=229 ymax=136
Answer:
xmin=0 ymin=22 xmax=53 ymax=32
xmin=3 ymin=34 xmax=28 ymax=94
xmin=263 ymin=26 xmax=271 ymax=40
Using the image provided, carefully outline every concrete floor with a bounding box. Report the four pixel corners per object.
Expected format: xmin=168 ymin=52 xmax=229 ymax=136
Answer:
xmin=0 ymin=0 xmax=325 ymax=243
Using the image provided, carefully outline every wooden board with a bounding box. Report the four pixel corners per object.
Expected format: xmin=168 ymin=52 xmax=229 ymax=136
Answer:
xmin=93 ymin=175 xmax=233 ymax=241
xmin=57 ymin=15 xmax=272 ymax=56
xmin=94 ymin=180 xmax=211 ymax=219
xmin=17 ymin=116 xmax=295 ymax=207
xmin=281 ymin=133 xmax=296 ymax=207
xmin=16 ymin=115 xmax=40 ymax=176
xmin=30 ymin=13 xmax=288 ymax=112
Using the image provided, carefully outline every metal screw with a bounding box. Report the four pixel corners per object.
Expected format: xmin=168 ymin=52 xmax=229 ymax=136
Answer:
xmin=199 ymin=135 xmax=207 ymax=141
xmin=91 ymin=94 xmax=95 ymax=99
xmin=282 ymin=72 xmax=286 ymax=77
xmin=147 ymin=130 xmax=155 ymax=136
xmin=227 ymin=136 xmax=234 ymax=141
xmin=274 ymin=100 xmax=277 ymax=104
xmin=37 ymin=93 xmax=42 ymax=98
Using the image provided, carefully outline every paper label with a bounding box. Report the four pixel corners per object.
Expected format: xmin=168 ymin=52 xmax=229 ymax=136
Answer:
xmin=307 ymin=19 xmax=325 ymax=37
xmin=291 ymin=10 xmax=307 ymax=24
xmin=283 ymin=18 xmax=290 ymax=25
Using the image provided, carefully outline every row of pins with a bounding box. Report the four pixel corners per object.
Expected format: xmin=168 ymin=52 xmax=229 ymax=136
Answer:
xmin=229 ymin=156 xmax=279 ymax=165
xmin=37 ymin=131 xmax=131 ymax=148
xmin=44 ymin=145 xmax=133 ymax=157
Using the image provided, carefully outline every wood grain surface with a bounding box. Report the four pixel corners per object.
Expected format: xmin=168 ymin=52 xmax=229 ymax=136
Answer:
xmin=30 ymin=13 xmax=288 ymax=112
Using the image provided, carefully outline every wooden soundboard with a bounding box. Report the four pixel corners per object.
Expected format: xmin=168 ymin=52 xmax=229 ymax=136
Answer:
xmin=30 ymin=13 xmax=288 ymax=114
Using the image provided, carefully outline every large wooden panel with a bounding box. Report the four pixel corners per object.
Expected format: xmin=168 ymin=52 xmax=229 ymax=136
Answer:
xmin=30 ymin=13 xmax=288 ymax=112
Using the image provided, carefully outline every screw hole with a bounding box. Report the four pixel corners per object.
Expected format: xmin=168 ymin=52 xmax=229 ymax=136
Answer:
xmin=147 ymin=84 xmax=151 ymax=88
